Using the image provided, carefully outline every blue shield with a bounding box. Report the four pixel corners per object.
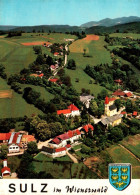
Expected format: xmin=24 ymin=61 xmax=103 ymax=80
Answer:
xmin=109 ymin=163 xmax=131 ymax=191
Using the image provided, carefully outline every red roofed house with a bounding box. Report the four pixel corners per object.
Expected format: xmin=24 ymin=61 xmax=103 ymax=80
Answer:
xmin=54 ymin=52 xmax=59 ymax=56
xmin=82 ymin=124 xmax=94 ymax=135
xmin=49 ymin=78 xmax=58 ymax=83
xmin=114 ymin=79 xmax=123 ymax=86
xmin=1 ymin=159 xmax=11 ymax=177
xmin=0 ymin=133 xmax=11 ymax=144
xmin=121 ymin=111 xmax=127 ymax=116
xmin=112 ymin=89 xmax=125 ymax=97
xmin=133 ymin=111 xmax=138 ymax=117
xmin=124 ymin=92 xmax=133 ymax=98
xmin=57 ymin=104 xmax=80 ymax=117
xmin=21 ymin=134 xmax=36 ymax=149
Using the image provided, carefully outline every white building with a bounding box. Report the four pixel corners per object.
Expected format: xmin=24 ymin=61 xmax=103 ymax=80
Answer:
xmin=8 ymin=144 xmax=20 ymax=153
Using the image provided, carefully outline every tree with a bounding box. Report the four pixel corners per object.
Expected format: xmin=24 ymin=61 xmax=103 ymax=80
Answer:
xmin=115 ymin=99 xmax=122 ymax=111
xmin=36 ymin=121 xmax=51 ymax=141
xmin=33 ymin=46 xmax=42 ymax=54
xmin=83 ymin=48 xmax=86 ymax=56
xmin=89 ymin=100 xmax=98 ymax=116
xmin=61 ymin=76 xmax=71 ymax=86
xmin=27 ymin=142 xmax=38 ymax=154
xmin=67 ymin=59 xmax=76 ymax=70
xmin=97 ymin=89 xmax=109 ymax=100
xmin=0 ymin=145 xmax=8 ymax=159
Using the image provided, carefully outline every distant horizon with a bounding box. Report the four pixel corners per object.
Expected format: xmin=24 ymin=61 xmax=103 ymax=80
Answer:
xmin=0 ymin=15 xmax=140 ymax=27
xmin=0 ymin=0 xmax=140 ymax=26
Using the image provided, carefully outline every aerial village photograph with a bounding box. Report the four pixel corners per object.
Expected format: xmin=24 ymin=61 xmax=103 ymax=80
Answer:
xmin=0 ymin=0 xmax=139 ymax=180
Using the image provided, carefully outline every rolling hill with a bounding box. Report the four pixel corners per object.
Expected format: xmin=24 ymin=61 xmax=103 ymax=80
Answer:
xmin=85 ymin=22 xmax=140 ymax=34
xmin=81 ymin=16 xmax=140 ymax=28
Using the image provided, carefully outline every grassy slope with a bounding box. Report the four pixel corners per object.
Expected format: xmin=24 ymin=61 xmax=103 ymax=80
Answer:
xmin=20 ymin=84 xmax=54 ymax=102
xmin=110 ymin=33 xmax=140 ymax=39
xmin=66 ymin=36 xmax=112 ymax=97
xmin=119 ymin=134 xmax=140 ymax=158
xmin=0 ymin=78 xmax=43 ymax=118
xmin=107 ymin=144 xmax=140 ymax=178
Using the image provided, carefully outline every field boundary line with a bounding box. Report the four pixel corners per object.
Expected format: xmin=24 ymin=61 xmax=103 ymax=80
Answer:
xmin=118 ymin=144 xmax=140 ymax=162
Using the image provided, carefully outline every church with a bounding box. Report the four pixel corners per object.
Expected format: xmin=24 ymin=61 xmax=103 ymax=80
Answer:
xmin=100 ymin=96 xmax=123 ymax=127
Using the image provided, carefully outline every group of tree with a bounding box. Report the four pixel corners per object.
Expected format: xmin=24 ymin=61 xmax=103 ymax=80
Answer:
xmin=67 ymin=59 xmax=76 ymax=70
xmin=0 ymin=64 xmax=7 ymax=79
xmin=6 ymin=31 xmax=22 ymax=38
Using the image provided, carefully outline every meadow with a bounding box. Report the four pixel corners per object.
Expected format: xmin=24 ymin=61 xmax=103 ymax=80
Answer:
xmin=110 ymin=33 xmax=140 ymax=39
xmin=33 ymin=152 xmax=98 ymax=179
xmin=107 ymin=144 xmax=140 ymax=178
xmin=0 ymin=78 xmax=43 ymax=118
xmin=119 ymin=134 xmax=140 ymax=158
xmin=66 ymin=35 xmax=112 ymax=96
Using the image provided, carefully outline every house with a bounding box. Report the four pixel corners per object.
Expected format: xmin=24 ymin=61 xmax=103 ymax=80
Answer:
xmin=112 ymin=89 xmax=125 ymax=97
xmin=8 ymin=144 xmax=20 ymax=153
xmin=0 ymin=133 xmax=11 ymax=144
xmin=132 ymin=111 xmax=138 ymax=117
xmin=49 ymin=78 xmax=58 ymax=83
xmin=50 ymin=64 xmax=59 ymax=71
xmin=41 ymin=146 xmax=67 ymax=158
xmin=48 ymin=129 xmax=81 ymax=148
xmin=101 ymin=114 xmax=123 ymax=128
xmin=54 ymin=52 xmax=59 ymax=56
xmin=57 ymin=104 xmax=80 ymax=117
xmin=104 ymin=96 xmax=117 ymax=117
xmin=30 ymin=73 xmax=44 ymax=78
xmin=82 ymin=124 xmax=94 ymax=133
xmin=21 ymin=134 xmax=36 ymax=149
xmin=124 ymin=90 xmax=133 ymax=98
xmin=80 ymin=94 xmax=94 ymax=108
xmin=1 ymin=159 xmax=11 ymax=177
xmin=114 ymin=79 xmax=123 ymax=86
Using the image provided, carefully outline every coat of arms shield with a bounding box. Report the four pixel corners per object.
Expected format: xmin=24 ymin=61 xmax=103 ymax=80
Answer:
xmin=109 ymin=163 xmax=131 ymax=191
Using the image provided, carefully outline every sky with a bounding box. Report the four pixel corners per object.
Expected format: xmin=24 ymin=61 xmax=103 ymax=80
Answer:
xmin=0 ymin=0 xmax=140 ymax=26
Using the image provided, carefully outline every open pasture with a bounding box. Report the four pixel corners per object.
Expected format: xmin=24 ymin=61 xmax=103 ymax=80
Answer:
xmin=107 ymin=144 xmax=140 ymax=178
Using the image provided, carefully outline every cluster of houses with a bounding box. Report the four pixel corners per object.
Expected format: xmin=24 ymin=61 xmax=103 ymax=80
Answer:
xmin=112 ymin=89 xmax=133 ymax=98
xmin=41 ymin=124 xmax=94 ymax=158
xmin=0 ymin=131 xmax=36 ymax=154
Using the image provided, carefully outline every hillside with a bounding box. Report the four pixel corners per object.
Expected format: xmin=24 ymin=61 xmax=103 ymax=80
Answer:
xmin=0 ymin=25 xmax=19 ymax=31
xmin=8 ymin=25 xmax=83 ymax=33
xmin=85 ymin=22 xmax=140 ymax=34
xmin=81 ymin=16 xmax=140 ymax=28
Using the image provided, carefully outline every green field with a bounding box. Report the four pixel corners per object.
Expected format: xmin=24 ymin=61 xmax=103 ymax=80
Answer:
xmin=0 ymin=79 xmax=43 ymax=118
xmin=66 ymin=36 xmax=112 ymax=96
xmin=110 ymin=33 xmax=140 ymax=39
xmin=107 ymin=144 xmax=140 ymax=178
xmin=33 ymin=152 xmax=98 ymax=179
xmin=0 ymin=33 xmax=76 ymax=76
xmin=119 ymin=134 xmax=140 ymax=158
xmin=20 ymin=84 xmax=54 ymax=102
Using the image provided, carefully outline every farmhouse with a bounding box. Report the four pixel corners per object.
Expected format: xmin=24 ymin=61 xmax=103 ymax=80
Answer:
xmin=0 ymin=133 xmax=11 ymax=144
xmin=57 ymin=104 xmax=80 ymax=117
xmin=112 ymin=89 xmax=133 ymax=98
xmin=41 ymin=146 xmax=67 ymax=158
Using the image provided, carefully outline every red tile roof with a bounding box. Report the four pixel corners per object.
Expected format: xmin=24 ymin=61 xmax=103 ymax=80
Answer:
xmin=114 ymin=79 xmax=123 ymax=83
xmin=55 ymin=147 xmax=66 ymax=153
xmin=0 ymin=133 xmax=11 ymax=141
xmin=112 ymin=89 xmax=125 ymax=96
xmin=22 ymin=135 xmax=36 ymax=142
xmin=12 ymin=133 xmax=19 ymax=144
xmin=105 ymin=96 xmax=109 ymax=104
xmin=67 ymin=130 xmax=73 ymax=138
xmin=68 ymin=104 xmax=79 ymax=111
xmin=83 ymin=124 xmax=94 ymax=133
xmin=133 ymin=111 xmax=138 ymax=116
xmin=66 ymin=144 xmax=71 ymax=148
xmin=121 ymin=111 xmax=127 ymax=115
xmin=38 ymin=73 xmax=44 ymax=77
xmin=57 ymin=109 xmax=71 ymax=115
xmin=49 ymin=78 xmax=58 ymax=83
xmin=1 ymin=167 xmax=11 ymax=174
xmin=57 ymin=133 xmax=69 ymax=140
xmin=125 ymin=92 xmax=133 ymax=97
xmin=52 ymin=137 xmax=61 ymax=144
xmin=50 ymin=65 xmax=56 ymax=69
xmin=54 ymin=52 xmax=59 ymax=55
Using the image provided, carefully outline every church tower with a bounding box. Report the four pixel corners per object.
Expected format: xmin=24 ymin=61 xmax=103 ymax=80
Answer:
xmin=104 ymin=96 xmax=109 ymax=116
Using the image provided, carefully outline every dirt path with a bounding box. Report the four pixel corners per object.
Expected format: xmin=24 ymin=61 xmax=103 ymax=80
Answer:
xmin=66 ymin=151 xmax=78 ymax=163
xmin=118 ymin=144 xmax=140 ymax=162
